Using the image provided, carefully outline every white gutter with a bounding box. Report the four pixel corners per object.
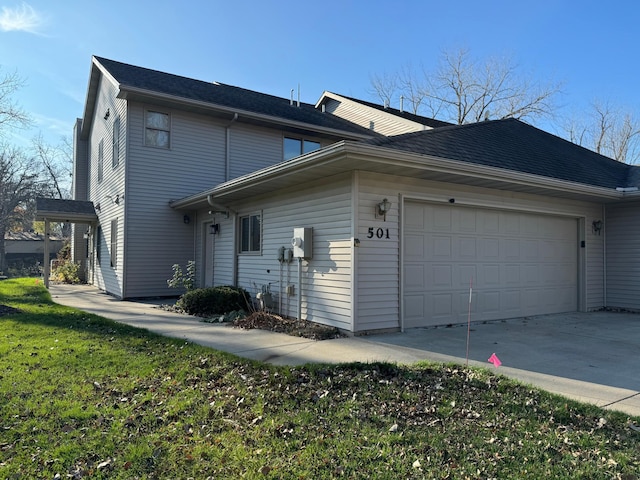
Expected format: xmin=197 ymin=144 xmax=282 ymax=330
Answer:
xmin=172 ymin=140 xmax=629 ymax=210
xmin=116 ymin=86 xmax=374 ymax=141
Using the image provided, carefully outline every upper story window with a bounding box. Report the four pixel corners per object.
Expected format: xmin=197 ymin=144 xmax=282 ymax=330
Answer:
xmin=97 ymin=139 xmax=104 ymax=182
xmin=112 ymin=116 xmax=120 ymax=168
xmin=239 ymin=213 xmax=261 ymax=253
xmin=145 ymin=110 xmax=170 ymax=148
xmin=284 ymin=137 xmax=321 ymax=160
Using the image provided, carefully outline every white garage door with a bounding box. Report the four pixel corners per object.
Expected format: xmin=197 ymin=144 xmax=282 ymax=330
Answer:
xmin=403 ymin=202 xmax=578 ymax=328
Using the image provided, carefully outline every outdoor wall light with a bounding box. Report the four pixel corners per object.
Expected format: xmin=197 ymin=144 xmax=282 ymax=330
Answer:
xmin=95 ymin=203 xmax=101 ymax=212
xmin=376 ymin=198 xmax=392 ymax=221
xmin=592 ymin=219 xmax=603 ymax=235
xmin=183 ymin=215 xmax=190 ymax=224
xmin=210 ymin=223 xmax=220 ymax=235
xmin=105 ymin=194 xmax=123 ymax=205
xmin=104 ymin=108 xmax=110 ymax=120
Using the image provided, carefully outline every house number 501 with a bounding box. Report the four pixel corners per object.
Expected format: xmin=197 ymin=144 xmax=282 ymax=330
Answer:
xmin=367 ymin=227 xmax=391 ymax=239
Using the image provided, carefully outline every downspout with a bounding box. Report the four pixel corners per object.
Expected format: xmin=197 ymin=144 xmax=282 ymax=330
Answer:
xmin=603 ymin=204 xmax=607 ymax=308
xmin=225 ymin=113 xmax=238 ymax=182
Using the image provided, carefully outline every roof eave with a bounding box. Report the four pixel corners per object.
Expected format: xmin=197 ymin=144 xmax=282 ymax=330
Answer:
xmin=79 ymin=57 xmax=122 ymax=140
xmin=171 ymin=142 xmax=623 ymax=210
xmin=117 ymin=86 xmax=375 ymax=141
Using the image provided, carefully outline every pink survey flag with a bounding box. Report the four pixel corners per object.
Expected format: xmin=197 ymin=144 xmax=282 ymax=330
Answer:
xmin=488 ymin=353 xmax=502 ymax=368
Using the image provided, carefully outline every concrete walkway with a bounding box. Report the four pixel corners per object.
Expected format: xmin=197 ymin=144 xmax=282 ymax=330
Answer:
xmin=49 ymin=284 xmax=640 ymax=417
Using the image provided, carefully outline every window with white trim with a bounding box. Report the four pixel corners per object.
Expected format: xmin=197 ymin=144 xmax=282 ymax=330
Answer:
xmin=97 ymin=139 xmax=104 ymax=182
xmin=239 ymin=213 xmax=261 ymax=253
xmin=145 ymin=110 xmax=170 ymax=148
xmin=283 ymin=137 xmax=320 ymax=160
xmin=112 ymin=116 xmax=120 ymax=168
xmin=110 ymin=218 xmax=118 ymax=267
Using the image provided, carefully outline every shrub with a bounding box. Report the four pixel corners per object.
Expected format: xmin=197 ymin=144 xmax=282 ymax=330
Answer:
xmin=51 ymin=260 xmax=81 ymax=284
xmin=177 ymin=285 xmax=249 ymax=316
xmin=167 ymin=261 xmax=196 ymax=291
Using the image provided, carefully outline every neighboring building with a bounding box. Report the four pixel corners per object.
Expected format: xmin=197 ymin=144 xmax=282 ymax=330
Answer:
xmin=38 ymin=56 xmax=640 ymax=333
xmin=4 ymin=231 xmax=63 ymax=269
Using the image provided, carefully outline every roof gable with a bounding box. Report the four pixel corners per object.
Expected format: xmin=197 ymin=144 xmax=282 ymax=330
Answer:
xmin=327 ymin=93 xmax=452 ymax=129
xmin=368 ymin=118 xmax=636 ymax=189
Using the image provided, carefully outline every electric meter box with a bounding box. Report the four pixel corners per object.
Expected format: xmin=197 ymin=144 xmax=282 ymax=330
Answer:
xmin=291 ymin=227 xmax=313 ymax=259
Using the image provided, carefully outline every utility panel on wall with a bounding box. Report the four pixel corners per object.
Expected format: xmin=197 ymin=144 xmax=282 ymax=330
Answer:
xmin=292 ymin=227 xmax=313 ymax=259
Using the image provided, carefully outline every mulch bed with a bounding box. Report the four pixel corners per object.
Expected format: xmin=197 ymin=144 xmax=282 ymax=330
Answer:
xmin=0 ymin=304 xmax=22 ymax=317
xmin=233 ymin=311 xmax=346 ymax=341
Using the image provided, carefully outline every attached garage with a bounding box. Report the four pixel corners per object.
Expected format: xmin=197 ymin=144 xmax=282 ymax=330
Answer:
xmin=403 ymin=200 xmax=579 ymax=328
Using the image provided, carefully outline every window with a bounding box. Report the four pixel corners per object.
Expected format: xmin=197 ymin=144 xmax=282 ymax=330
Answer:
xmin=239 ymin=213 xmax=261 ymax=253
xmin=283 ymin=137 xmax=321 ymax=160
xmin=110 ymin=219 xmax=118 ymax=267
xmin=97 ymin=139 xmax=104 ymax=182
xmin=145 ymin=110 xmax=170 ymax=148
xmin=96 ymin=226 xmax=102 ymax=265
xmin=112 ymin=116 xmax=120 ymax=168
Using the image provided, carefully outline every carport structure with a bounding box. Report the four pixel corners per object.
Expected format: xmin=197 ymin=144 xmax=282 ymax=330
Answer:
xmin=35 ymin=198 xmax=98 ymax=287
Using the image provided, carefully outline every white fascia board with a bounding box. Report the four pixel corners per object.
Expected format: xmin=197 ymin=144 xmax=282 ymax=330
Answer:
xmin=171 ymin=141 xmax=624 ymax=209
xmin=348 ymin=143 xmax=623 ymax=200
xmin=170 ymin=142 xmax=349 ymax=209
xmin=117 ymin=87 xmax=373 ymax=141
xmin=79 ymin=57 xmax=122 ymax=139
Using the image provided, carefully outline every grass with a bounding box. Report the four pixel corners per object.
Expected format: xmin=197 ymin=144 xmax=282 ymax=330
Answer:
xmin=0 ymin=278 xmax=639 ymax=479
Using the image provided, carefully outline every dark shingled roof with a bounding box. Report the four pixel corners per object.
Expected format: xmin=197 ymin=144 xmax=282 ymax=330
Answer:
xmin=337 ymin=94 xmax=453 ymax=129
xmin=367 ymin=118 xmax=637 ymax=189
xmin=95 ymin=57 xmax=377 ymax=137
xmin=36 ymin=198 xmax=97 ymax=217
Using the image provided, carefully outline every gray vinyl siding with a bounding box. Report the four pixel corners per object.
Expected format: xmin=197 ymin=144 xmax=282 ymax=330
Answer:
xmin=124 ymin=103 xmax=227 ymax=297
xmin=87 ymin=74 xmax=127 ymax=297
xmin=355 ymin=173 xmax=400 ymax=332
xmin=585 ymin=208 xmax=606 ymax=310
xmin=604 ymin=201 xmax=640 ymax=310
xmin=233 ymin=174 xmax=354 ymax=330
xmin=323 ymin=95 xmax=428 ymax=136
xmin=228 ymin=124 xmax=283 ymax=179
xmin=72 ymin=119 xmax=89 ymax=276
xmin=356 ymin=172 xmax=605 ymax=331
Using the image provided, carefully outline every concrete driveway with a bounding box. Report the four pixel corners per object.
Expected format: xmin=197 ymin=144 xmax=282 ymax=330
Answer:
xmin=48 ymin=284 xmax=640 ymax=416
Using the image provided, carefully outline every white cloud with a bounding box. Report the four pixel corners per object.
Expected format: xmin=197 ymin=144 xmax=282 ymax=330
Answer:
xmin=0 ymin=2 xmax=44 ymax=34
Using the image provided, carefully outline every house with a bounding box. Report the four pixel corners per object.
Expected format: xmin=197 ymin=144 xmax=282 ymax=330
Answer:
xmin=38 ymin=56 xmax=640 ymax=333
xmin=4 ymin=231 xmax=63 ymax=270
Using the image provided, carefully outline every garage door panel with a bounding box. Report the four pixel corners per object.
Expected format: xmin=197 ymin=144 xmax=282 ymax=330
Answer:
xmin=432 ymin=264 xmax=452 ymax=288
xmin=433 ymin=208 xmax=452 ymax=231
xmin=480 ymin=237 xmax=500 ymax=259
xmin=404 ymin=234 xmax=425 ymax=258
xmin=457 ymin=265 xmax=476 ymax=287
xmin=457 ymin=237 xmax=477 ymax=259
xmin=481 ymin=264 xmax=501 ymax=286
xmin=404 ymin=264 xmax=424 ymax=291
xmin=404 ymin=202 xmax=578 ymax=327
xmin=432 ymin=236 xmax=452 ymax=259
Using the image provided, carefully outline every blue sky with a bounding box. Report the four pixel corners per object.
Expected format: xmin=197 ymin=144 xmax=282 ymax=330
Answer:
xmin=1 ymin=0 xmax=638 ymax=147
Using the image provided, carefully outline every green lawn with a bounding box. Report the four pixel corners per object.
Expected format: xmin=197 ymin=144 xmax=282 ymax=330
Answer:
xmin=1 ymin=278 xmax=639 ymax=479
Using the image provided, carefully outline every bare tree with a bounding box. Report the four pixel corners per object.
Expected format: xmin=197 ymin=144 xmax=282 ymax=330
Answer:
xmin=370 ymin=47 xmax=562 ymax=125
xmin=32 ymin=134 xmax=73 ymax=199
xmin=0 ymin=146 xmax=50 ymax=272
xmin=370 ymin=64 xmax=429 ymax=115
xmin=563 ymin=100 xmax=640 ymax=164
xmin=0 ymin=68 xmax=31 ymax=134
